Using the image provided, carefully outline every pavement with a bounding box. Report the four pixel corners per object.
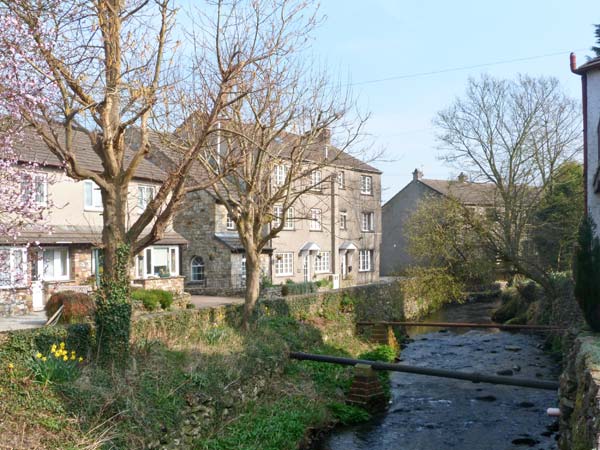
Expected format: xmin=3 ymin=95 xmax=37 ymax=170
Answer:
xmin=189 ymin=295 xmax=244 ymax=309
xmin=0 ymin=311 xmax=47 ymax=332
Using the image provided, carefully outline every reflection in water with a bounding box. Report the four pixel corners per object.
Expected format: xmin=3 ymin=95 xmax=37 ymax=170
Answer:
xmin=319 ymin=298 xmax=561 ymax=450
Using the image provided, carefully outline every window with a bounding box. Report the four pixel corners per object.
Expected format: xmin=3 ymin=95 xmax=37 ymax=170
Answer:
xmin=309 ymin=208 xmax=322 ymax=231
xmin=338 ymin=171 xmax=345 ymax=189
xmin=311 ymin=170 xmax=322 ymax=191
xmin=361 ymin=212 xmax=374 ymax=232
xmin=360 ymin=175 xmax=373 ymax=195
xmin=20 ymin=172 xmax=47 ymax=207
xmin=138 ymin=185 xmax=155 ymax=209
xmin=274 ymin=252 xmax=294 ymax=276
xmin=273 ymin=205 xmax=283 ymax=228
xmin=83 ymin=180 xmax=103 ymax=211
xmin=42 ymin=247 xmax=69 ymax=281
xmin=314 ymin=251 xmax=330 ymax=273
xmin=284 ymin=207 xmax=294 ymax=230
xmin=0 ymin=247 xmax=27 ymax=288
xmin=135 ymin=246 xmax=180 ymax=278
xmin=273 ymin=164 xmax=287 ymax=186
xmin=241 ymin=256 xmax=247 ymax=286
xmin=358 ymin=250 xmax=373 ymax=272
xmin=340 ymin=211 xmax=347 ymax=230
xmin=190 ymin=256 xmax=205 ymax=282
xmin=226 ymin=214 xmax=235 ymax=230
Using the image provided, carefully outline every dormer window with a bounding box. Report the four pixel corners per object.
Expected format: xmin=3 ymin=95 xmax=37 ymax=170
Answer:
xmin=83 ymin=180 xmax=103 ymax=211
xmin=226 ymin=213 xmax=235 ymax=230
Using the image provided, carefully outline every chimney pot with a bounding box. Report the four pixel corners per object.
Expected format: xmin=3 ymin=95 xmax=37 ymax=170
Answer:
xmin=412 ymin=168 xmax=423 ymax=181
xmin=458 ymin=172 xmax=467 ymax=182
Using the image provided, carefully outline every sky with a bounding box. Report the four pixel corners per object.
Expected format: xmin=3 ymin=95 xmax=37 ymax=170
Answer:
xmin=311 ymin=0 xmax=598 ymax=202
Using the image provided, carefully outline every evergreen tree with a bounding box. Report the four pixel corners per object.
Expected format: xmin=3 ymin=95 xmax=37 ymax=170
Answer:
xmin=593 ymin=24 xmax=600 ymax=57
xmin=573 ymin=216 xmax=600 ymax=331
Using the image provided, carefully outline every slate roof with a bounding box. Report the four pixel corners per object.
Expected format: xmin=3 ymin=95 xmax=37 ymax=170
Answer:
xmin=572 ymin=55 xmax=600 ymax=75
xmin=214 ymin=232 xmax=272 ymax=253
xmin=0 ymin=225 xmax=187 ymax=245
xmin=18 ymin=125 xmax=168 ymax=182
xmin=418 ymin=178 xmax=497 ymax=206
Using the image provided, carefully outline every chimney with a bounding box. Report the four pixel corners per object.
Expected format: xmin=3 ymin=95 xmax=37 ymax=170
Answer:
xmin=457 ymin=172 xmax=467 ymax=182
xmin=570 ymin=52 xmax=577 ymax=73
xmin=318 ymin=128 xmax=331 ymax=144
xmin=412 ymin=168 xmax=423 ymax=181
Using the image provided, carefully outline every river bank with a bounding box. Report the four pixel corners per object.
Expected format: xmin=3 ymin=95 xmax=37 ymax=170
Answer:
xmin=319 ymin=298 xmax=563 ymax=450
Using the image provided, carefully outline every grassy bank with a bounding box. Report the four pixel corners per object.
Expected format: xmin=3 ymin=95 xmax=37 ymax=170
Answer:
xmin=0 ymin=294 xmax=398 ymax=450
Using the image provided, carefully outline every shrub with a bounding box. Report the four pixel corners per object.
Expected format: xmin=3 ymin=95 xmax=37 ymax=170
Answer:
xmin=281 ymin=281 xmax=317 ymax=296
xmin=328 ymin=402 xmax=371 ymax=425
xmin=574 ymin=216 xmax=600 ymax=331
xmin=45 ymin=291 xmax=95 ymax=324
xmin=130 ymin=289 xmax=174 ymax=311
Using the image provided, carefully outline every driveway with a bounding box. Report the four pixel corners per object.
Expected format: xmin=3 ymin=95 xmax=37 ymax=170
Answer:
xmin=0 ymin=311 xmax=47 ymax=332
xmin=189 ymin=295 xmax=244 ymax=309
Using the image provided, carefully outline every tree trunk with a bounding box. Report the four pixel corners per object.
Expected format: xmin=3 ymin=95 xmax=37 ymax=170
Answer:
xmin=243 ymin=249 xmax=262 ymax=330
xmin=94 ymin=182 xmax=133 ymax=367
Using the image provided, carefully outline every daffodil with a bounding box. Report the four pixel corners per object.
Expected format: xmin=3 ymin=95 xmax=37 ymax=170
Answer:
xmin=41 ymin=357 xmax=47 ymax=362
xmin=78 ymin=357 xmax=83 ymax=362
xmin=63 ymin=356 xmax=68 ymax=361
xmin=7 ymin=363 xmax=14 ymax=369
xmin=70 ymin=355 xmax=76 ymax=360
xmin=51 ymin=344 xmax=57 ymax=352
xmin=36 ymin=352 xmax=42 ymax=359
xmin=59 ymin=342 xmax=65 ymax=349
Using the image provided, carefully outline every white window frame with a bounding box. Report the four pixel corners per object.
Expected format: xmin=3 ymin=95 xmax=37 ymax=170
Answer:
xmin=190 ymin=256 xmax=205 ymax=282
xmin=273 ymin=205 xmax=283 ymax=228
xmin=340 ymin=211 xmax=347 ymax=230
xmin=314 ymin=251 xmax=330 ymax=273
xmin=309 ymin=208 xmax=322 ymax=231
xmin=274 ymin=252 xmax=294 ymax=277
xmin=226 ymin=213 xmax=235 ymax=230
xmin=358 ymin=249 xmax=373 ymax=272
xmin=311 ymin=170 xmax=322 ymax=191
xmin=21 ymin=172 xmax=48 ymax=207
xmin=41 ymin=247 xmax=70 ymax=281
xmin=83 ymin=180 xmax=103 ymax=212
xmin=138 ymin=185 xmax=155 ymax=210
xmin=135 ymin=246 xmax=180 ymax=279
xmin=284 ymin=207 xmax=294 ymax=230
xmin=273 ymin=164 xmax=287 ymax=186
xmin=360 ymin=175 xmax=373 ymax=195
xmin=338 ymin=171 xmax=345 ymax=189
xmin=0 ymin=247 xmax=28 ymax=289
xmin=361 ymin=211 xmax=375 ymax=232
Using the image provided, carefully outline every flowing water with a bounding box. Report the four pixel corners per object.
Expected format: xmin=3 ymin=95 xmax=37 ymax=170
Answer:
xmin=319 ymin=299 xmax=561 ymax=450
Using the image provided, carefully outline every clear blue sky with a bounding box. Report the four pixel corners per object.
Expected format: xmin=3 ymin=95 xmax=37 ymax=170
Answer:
xmin=312 ymin=0 xmax=597 ymax=202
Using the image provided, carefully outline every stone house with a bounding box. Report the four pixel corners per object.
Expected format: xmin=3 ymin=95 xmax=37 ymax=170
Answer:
xmin=380 ymin=169 xmax=495 ymax=276
xmin=572 ymin=54 xmax=600 ymax=233
xmin=0 ymin=126 xmax=187 ymax=316
xmin=170 ymin=135 xmax=382 ymax=291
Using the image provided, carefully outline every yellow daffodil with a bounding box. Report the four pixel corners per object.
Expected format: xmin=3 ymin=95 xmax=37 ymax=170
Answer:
xmin=63 ymin=356 xmax=68 ymax=361
xmin=70 ymin=355 xmax=75 ymax=360
xmin=59 ymin=342 xmax=65 ymax=349
xmin=78 ymin=357 xmax=83 ymax=362
xmin=8 ymin=363 xmax=14 ymax=369
xmin=36 ymin=352 xmax=42 ymax=359
xmin=41 ymin=357 xmax=47 ymax=362
xmin=51 ymin=344 xmax=57 ymax=352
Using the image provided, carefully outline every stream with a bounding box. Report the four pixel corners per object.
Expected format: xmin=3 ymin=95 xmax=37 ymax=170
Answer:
xmin=319 ymin=298 xmax=561 ymax=450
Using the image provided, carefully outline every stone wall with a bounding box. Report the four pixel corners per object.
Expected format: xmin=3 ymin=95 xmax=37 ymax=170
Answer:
xmin=132 ymin=276 xmax=185 ymax=294
xmin=559 ymin=333 xmax=600 ymax=450
xmin=0 ymin=289 xmax=32 ymax=317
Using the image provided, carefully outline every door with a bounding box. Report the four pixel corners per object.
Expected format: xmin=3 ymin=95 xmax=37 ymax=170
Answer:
xmin=303 ymin=255 xmax=310 ymax=282
xmin=341 ymin=252 xmax=347 ymax=279
xmin=31 ymin=280 xmax=44 ymax=311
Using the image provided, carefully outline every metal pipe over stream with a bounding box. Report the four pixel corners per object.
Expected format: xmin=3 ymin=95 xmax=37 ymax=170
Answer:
xmin=289 ymin=352 xmax=559 ymax=391
xmin=355 ymin=321 xmax=565 ymax=331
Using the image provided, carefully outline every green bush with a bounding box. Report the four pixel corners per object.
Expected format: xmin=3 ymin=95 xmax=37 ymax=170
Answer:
xmin=574 ymin=216 xmax=600 ymax=331
xmin=328 ymin=402 xmax=371 ymax=425
xmin=131 ymin=289 xmax=174 ymax=311
xmin=45 ymin=291 xmax=95 ymax=324
xmin=281 ymin=281 xmax=317 ymax=296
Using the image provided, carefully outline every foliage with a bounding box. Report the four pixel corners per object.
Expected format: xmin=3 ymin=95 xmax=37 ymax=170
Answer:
xmin=533 ymin=162 xmax=584 ymax=272
xmin=573 ymin=216 xmax=600 ymax=331
xmin=131 ymin=288 xmax=174 ymax=311
xmin=328 ymin=402 xmax=371 ymax=425
xmin=29 ymin=342 xmax=84 ymax=385
xmin=358 ymin=345 xmax=397 ymax=397
xmin=593 ymin=24 xmax=600 ymax=56
xmin=281 ymin=281 xmax=318 ymax=296
xmin=94 ymin=244 xmax=132 ymax=366
xmin=436 ymin=74 xmax=582 ymax=291
xmin=315 ymin=278 xmax=333 ymax=289
xmin=406 ymin=195 xmax=496 ymax=286
xmin=403 ymin=267 xmax=464 ymax=312
xmin=45 ymin=291 xmax=96 ymax=324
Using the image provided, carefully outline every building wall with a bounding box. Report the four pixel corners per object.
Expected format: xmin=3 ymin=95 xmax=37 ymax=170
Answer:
xmin=271 ymin=167 xmax=382 ymax=285
xmin=586 ymin=70 xmax=600 ymax=230
xmin=174 ymin=190 xmax=233 ymax=288
xmin=381 ymin=180 xmax=439 ymax=275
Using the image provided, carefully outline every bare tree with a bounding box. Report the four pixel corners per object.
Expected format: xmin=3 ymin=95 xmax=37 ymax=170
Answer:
xmin=170 ymin=2 xmax=368 ymax=327
xmin=1 ymin=0 xmax=323 ymax=358
xmin=435 ymin=74 xmax=582 ymax=290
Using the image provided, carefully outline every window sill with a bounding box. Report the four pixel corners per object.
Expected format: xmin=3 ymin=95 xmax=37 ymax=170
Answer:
xmin=309 ymin=229 xmax=323 ymax=232
xmin=274 ymin=273 xmax=294 ymax=277
xmin=84 ymin=207 xmax=103 ymax=213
